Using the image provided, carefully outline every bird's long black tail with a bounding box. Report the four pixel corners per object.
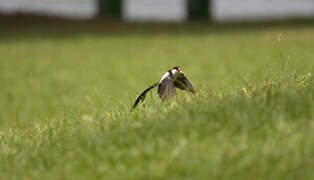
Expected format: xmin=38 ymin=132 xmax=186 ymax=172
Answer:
xmin=133 ymin=82 xmax=158 ymax=109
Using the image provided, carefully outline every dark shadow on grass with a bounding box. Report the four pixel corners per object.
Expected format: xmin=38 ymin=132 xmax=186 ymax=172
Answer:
xmin=1 ymin=14 xmax=314 ymax=41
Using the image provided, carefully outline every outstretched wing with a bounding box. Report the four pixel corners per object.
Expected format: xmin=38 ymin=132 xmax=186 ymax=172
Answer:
xmin=133 ymin=82 xmax=158 ymax=109
xmin=157 ymin=75 xmax=176 ymax=101
xmin=174 ymin=72 xmax=195 ymax=93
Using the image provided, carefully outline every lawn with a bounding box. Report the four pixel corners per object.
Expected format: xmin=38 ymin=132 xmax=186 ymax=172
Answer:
xmin=0 ymin=18 xmax=314 ymax=179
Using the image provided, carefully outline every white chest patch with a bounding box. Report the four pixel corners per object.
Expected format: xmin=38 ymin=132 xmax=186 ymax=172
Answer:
xmin=159 ymin=72 xmax=170 ymax=83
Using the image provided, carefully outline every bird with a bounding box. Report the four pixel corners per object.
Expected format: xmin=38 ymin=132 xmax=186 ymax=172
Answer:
xmin=132 ymin=66 xmax=195 ymax=109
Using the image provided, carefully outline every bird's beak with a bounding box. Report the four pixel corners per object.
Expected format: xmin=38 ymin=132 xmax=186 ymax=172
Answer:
xmin=177 ymin=68 xmax=181 ymax=72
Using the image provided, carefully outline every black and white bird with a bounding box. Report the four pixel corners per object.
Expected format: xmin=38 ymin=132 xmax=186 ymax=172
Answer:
xmin=133 ymin=66 xmax=195 ymax=109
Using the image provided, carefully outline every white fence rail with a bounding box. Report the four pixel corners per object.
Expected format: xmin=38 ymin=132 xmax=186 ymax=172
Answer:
xmin=0 ymin=0 xmax=97 ymax=19
xmin=213 ymin=0 xmax=314 ymax=22
xmin=123 ymin=0 xmax=187 ymax=22
xmin=1 ymin=0 xmax=314 ymax=21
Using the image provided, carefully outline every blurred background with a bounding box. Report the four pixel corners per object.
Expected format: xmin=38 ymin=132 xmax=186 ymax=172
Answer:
xmin=1 ymin=1 xmax=314 ymax=179
xmin=1 ymin=0 xmax=314 ymax=21
xmin=1 ymin=0 xmax=314 ymax=128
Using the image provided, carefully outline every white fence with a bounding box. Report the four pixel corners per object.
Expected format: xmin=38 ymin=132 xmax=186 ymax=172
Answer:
xmin=213 ymin=0 xmax=314 ymax=22
xmin=123 ymin=0 xmax=187 ymax=22
xmin=1 ymin=0 xmax=314 ymax=21
xmin=0 ymin=0 xmax=97 ymax=19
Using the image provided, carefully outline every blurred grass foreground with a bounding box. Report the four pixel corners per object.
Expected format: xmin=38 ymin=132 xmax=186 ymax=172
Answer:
xmin=0 ymin=17 xmax=314 ymax=179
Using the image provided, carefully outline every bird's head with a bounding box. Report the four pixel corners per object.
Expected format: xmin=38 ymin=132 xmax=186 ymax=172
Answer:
xmin=171 ymin=66 xmax=181 ymax=75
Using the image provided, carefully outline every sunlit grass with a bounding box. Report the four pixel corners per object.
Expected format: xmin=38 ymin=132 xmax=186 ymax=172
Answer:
xmin=0 ymin=22 xmax=314 ymax=179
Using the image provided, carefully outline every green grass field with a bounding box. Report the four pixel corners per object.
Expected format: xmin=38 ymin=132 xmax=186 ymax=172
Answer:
xmin=1 ymin=19 xmax=314 ymax=179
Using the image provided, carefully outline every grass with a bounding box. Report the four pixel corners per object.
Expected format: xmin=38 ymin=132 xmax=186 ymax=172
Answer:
xmin=0 ymin=18 xmax=314 ymax=179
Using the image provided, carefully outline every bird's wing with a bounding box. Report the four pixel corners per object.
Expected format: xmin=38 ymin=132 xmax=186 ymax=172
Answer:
xmin=157 ymin=76 xmax=176 ymax=101
xmin=133 ymin=82 xmax=158 ymax=109
xmin=174 ymin=72 xmax=195 ymax=93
